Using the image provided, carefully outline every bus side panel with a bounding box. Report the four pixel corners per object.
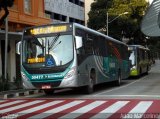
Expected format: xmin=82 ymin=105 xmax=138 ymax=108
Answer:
xmin=120 ymin=45 xmax=130 ymax=79
xmin=77 ymin=55 xmax=112 ymax=87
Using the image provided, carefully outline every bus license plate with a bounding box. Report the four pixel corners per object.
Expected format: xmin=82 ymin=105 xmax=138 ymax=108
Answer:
xmin=42 ymin=85 xmax=51 ymax=89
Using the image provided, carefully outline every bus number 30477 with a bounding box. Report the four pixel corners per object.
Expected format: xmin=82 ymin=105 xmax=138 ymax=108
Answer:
xmin=32 ymin=75 xmax=44 ymax=80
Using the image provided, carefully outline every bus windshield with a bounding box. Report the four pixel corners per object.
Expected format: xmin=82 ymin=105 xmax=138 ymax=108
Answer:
xmin=129 ymin=50 xmax=136 ymax=66
xmin=22 ymin=34 xmax=73 ymax=68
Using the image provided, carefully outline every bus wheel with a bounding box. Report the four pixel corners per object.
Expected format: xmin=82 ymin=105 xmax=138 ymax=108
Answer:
xmin=43 ymin=89 xmax=54 ymax=95
xmin=139 ymin=68 xmax=142 ymax=76
xmin=85 ymin=70 xmax=95 ymax=94
xmin=115 ymin=71 xmax=121 ymax=86
xmin=146 ymin=66 xmax=149 ymax=75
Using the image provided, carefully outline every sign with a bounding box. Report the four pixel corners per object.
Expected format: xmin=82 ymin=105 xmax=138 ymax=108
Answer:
xmin=28 ymin=57 xmax=45 ymax=64
xmin=30 ymin=25 xmax=67 ymax=35
xmin=42 ymin=85 xmax=51 ymax=89
xmin=31 ymin=74 xmax=64 ymax=80
xmin=128 ymin=47 xmax=134 ymax=51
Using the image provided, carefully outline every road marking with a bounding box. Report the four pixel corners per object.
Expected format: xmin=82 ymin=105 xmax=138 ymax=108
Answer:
xmin=14 ymin=100 xmax=64 ymax=117
xmin=128 ymin=101 xmax=153 ymax=113
xmin=0 ymin=100 xmax=25 ymax=108
xmin=93 ymin=75 xmax=148 ymax=96
xmin=0 ymin=99 xmax=159 ymax=119
xmin=59 ymin=101 xmax=106 ymax=119
xmin=0 ymin=100 xmax=44 ymax=113
xmin=29 ymin=100 xmax=85 ymax=119
xmin=92 ymin=95 xmax=160 ymax=98
xmin=0 ymin=100 xmax=7 ymax=103
xmin=122 ymin=101 xmax=153 ymax=119
xmin=91 ymin=101 xmax=129 ymax=119
xmin=157 ymin=115 xmax=160 ymax=119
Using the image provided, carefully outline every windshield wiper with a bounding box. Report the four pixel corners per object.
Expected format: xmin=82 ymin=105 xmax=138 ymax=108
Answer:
xmin=52 ymin=41 xmax=62 ymax=50
xmin=30 ymin=35 xmax=44 ymax=48
xmin=48 ymin=33 xmax=60 ymax=51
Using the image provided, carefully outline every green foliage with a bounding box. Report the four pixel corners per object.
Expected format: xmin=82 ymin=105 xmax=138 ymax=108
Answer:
xmin=88 ymin=0 xmax=112 ymax=30
xmin=88 ymin=0 xmax=149 ymax=43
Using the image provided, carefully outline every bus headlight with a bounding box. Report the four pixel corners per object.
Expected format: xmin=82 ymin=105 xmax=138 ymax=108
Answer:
xmin=64 ymin=67 xmax=76 ymax=79
xmin=21 ymin=72 xmax=29 ymax=81
xmin=131 ymin=66 xmax=136 ymax=70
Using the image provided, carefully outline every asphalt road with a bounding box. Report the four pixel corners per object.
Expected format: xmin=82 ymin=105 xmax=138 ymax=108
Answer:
xmin=3 ymin=60 xmax=160 ymax=119
xmin=23 ymin=60 xmax=160 ymax=99
xmin=90 ymin=60 xmax=160 ymax=99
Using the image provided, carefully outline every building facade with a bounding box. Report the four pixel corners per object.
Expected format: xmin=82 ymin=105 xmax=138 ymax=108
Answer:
xmin=85 ymin=0 xmax=94 ymax=26
xmin=45 ymin=0 xmax=85 ymax=25
xmin=0 ymin=0 xmax=51 ymax=82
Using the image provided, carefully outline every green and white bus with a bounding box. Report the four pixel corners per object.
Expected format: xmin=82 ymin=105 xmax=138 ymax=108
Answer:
xmin=129 ymin=45 xmax=151 ymax=76
xmin=18 ymin=23 xmax=130 ymax=94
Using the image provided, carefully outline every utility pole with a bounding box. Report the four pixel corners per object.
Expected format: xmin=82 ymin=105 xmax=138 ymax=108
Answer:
xmin=106 ymin=12 xmax=108 ymax=36
xmin=4 ymin=17 xmax=8 ymax=80
xmin=106 ymin=12 xmax=128 ymax=36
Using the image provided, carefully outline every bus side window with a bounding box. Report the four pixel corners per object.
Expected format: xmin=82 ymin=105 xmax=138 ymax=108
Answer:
xmin=85 ymin=40 xmax=93 ymax=54
xmin=75 ymin=28 xmax=86 ymax=55
xmin=107 ymin=41 xmax=114 ymax=57
xmin=77 ymin=38 xmax=85 ymax=55
xmin=137 ymin=49 xmax=140 ymax=62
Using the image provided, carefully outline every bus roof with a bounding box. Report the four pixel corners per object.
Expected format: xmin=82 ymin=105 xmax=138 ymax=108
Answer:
xmin=73 ymin=23 xmax=127 ymax=46
xmin=23 ymin=22 xmax=127 ymax=46
xmin=128 ymin=45 xmax=149 ymax=50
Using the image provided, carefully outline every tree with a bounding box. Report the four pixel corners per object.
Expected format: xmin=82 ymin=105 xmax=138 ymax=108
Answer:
xmin=88 ymin=0 xmax=149 ymax=43
xmin=88 ymin=0 xmax=112 ymax=30
xmin=0 ymin=0 xmax=14 ymax=26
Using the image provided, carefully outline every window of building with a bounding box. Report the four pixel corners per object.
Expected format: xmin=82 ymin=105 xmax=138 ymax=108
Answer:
xmin=53 ymin=13 xmax=60 ymax=20
xmin=69 ymin=0 xmax=73 ymax=2
xmin=45 ymin=11 xmax=51 ymax=18
xmin=79 ymin=1 xmax=84 ymax=7
xmin=50 ymin=12 xmax=67 ymax=22
xmin=69 ymin=17 xmax=74 ymax=22
xmin=69 ymin=17 xmax=84 ymax=25
xmin=69 ymin=0 xmax=84 ymax=7
xmin=62 ymin=15 xmax=67 ymax=22
xmin=24 ymin=0 xmax=32 ymax=13
xmin=75 ymin=0 xmax=79 ymax=5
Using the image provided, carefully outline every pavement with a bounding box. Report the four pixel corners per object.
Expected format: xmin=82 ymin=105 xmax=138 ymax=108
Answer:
xmin=0 ymin=89 xmax=43 ymax=99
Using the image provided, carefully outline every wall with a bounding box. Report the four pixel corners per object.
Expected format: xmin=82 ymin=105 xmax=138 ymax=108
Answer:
xmin=85 ymin=0 xmax=94 ymax=26
xmin=45 ymin=0 xmax=85 ymax=22
xmin=0 ymin=0 xmax=51 ymax=82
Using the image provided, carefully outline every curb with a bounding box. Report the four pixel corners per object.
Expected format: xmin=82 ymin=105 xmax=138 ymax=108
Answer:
xmin=0 ymin=90 xmax=43 ymax=99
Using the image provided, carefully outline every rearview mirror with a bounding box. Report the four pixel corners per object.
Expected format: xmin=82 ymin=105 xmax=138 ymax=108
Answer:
xmin=16 ymin=41 xmax=21 ymax=55
xmin=75 ymin=36 xmax=83 ymax=49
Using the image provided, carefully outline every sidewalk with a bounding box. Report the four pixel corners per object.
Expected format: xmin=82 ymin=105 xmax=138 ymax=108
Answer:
xmin=0 ymin=89 xmax=43 ymax=99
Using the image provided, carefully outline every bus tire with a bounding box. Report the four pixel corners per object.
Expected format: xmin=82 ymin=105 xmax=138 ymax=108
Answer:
xmin=139 ymin=67 xmax=142 ymax=76
xmin=146 ymin=66 xmax=149 ymax=75
xmin=43 ymin=89 xmax=54 ymax=95
xmin=115 ymin=70 xmax=121 ymax=86
xmin=85 ymin=69 xmax=96 ymax=94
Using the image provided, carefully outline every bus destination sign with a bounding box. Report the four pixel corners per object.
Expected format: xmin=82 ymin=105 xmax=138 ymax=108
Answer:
xmin=30 ymin=25 xmax=71 ymax=35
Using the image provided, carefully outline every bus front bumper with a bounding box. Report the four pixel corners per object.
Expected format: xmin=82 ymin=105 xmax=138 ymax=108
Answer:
xmin=23 ymin=76 xmax=78 ymax=90
xmin=130 ymin=69 xmax=139 ymax=76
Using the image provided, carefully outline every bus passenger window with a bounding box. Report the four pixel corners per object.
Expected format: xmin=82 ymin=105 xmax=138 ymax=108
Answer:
xmin=85 ymin=40 xmax=93 ymax=54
